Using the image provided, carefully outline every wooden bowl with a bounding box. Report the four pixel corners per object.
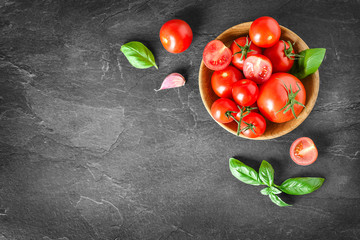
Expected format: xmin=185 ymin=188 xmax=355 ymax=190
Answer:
xmin=199 ymin=22 xmax=319 ymax=140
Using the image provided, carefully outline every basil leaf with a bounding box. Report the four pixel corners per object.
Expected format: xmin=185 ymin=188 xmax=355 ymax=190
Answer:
xmin=260 ymin=187 xmax=271 ymax=195
xmin=270 ymin=186 xmax=282 ymax=195
xmin=259 ymin=160 xmax=274 ymax=186
xmin=279 ymin=177 xmax=325 ymax=195
xmin=261 ymin=186 xmax=282 ymax=195
xmin=121 ymin=41 xmax=158 ymax=69
xmin=269 ymin=193 xmax=291 ymax=207
xmin=229 ymin=158 xmax=262 ymax=186
xmin=290 ymin=48 xmax=326 ymax=79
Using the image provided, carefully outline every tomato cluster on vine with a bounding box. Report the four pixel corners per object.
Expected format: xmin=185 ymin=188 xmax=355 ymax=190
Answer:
xmin=203 ymin=16 xmax=306 ymax=138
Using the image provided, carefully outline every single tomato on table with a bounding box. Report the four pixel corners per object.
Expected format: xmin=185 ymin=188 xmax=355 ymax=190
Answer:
xmin=160 ymin=19 xmax=193 ymax=54
xmin=230 ymin=36 xmax=262 ymax=70
xmin=232 ymin=79 xmax=259 ymax=107
xmin=210 ymin=98 xmax=238 ymax=124
xmin=243 ymin=54 xmax=273 ymax=84
xmin=203 ymin=40 xmax=232 ymax=71
xmin=239 ymin=112 xmax=266 ymax=138
xmin=211 ymin=66 xmax=243 ymax=98
xmin=264 ymin=40 xmax=297 ymax=73
xmin=290 ymin=137 xmax=318 ymax=166
xmin=249 ymin=16 xmax=281 ymax=48
xmin=257 ymin=73 xmax=306 ymax=123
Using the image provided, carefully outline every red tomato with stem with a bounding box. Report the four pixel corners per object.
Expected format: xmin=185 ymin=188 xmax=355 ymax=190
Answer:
xmin=160 ymin=19 xmax=193 ymax=54
xmin=210 ymin=98 xmax=238 ymax=124
xmin=203 ymin=40 xmax=232 ymax=71
xmin=211 ymin=66 xmax=243 ymax=98
xmin=264 ymin=40 xmax=298 ymax=73
xmin=290 ymin=137 xmax=318 ymax=166
xmin=249 ymin=16 xmax=281 ymax=48
xmin=230 ymin=36 xmax=262 ymax=70
xmin=232 ymin=79 xmax=259 ymax=107
xmin=239 ymin=112 xmax=266 ymax=138
xmin=257 ymin=73 xmax=306 ymax=123
xmin=243 ymin=54 xmax=272 ymax=84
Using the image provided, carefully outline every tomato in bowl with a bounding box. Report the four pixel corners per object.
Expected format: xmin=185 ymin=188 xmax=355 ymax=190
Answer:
xmin=198 ymin=22 xmax=320 ymax=140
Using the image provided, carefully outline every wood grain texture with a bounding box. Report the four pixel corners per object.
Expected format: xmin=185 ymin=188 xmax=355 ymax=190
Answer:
xmin=199 ymin=22 xmax=319 ymax=139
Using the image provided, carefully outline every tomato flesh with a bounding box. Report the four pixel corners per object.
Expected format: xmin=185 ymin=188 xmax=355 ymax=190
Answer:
xmin=203 ymin=40 xmax=232 ymax=71
xmin=211 ymin=66 xmax=243 ymax=98
xmin=160 ymin=19 xmax=193 ymax=54
xmin=243 ymin=54 xmax=272 ymax=84
xmin=290 ymin=137 xmax=318 ymax=166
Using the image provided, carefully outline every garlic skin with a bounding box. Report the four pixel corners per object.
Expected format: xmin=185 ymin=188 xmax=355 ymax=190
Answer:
xmin=155 ymin=73 xmax=186 ymax=91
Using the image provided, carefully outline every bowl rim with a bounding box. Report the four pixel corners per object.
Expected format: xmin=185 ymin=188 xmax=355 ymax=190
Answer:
xmin=198 ymin=21 xmax=320 ymax=140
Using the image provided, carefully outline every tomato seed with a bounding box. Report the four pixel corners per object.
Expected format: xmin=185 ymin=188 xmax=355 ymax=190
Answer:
xmin=294 ymin=141 xmax=303 ymax=158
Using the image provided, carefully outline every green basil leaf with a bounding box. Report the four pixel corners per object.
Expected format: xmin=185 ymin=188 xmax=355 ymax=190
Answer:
xmin=290 ymin=48 xmax=326 ymax=79
xmin=279 ymin=177 xmax=325 ymax=195
xmin=121 ymin=41 xmax=158 ymax=69
xmin=261 ymin=186 xmax=282 ymax=195
xmin=229 ymin=158 xmax=262 ymax=186
xmin=270 ymin=186 xmax=282 ymax=195
xmin=259 ymin=160 xmax=274 ymax=186
xmin=269 ymin=193 xmax=291 ymax=207
xmin=260 ymin=187 xmax=271 ymax=195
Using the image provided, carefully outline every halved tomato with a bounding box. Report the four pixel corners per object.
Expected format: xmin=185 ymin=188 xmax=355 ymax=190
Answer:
xmin=203 ymin=40 xmax=232 ymax=71
xmin=290 ymin=137 xmax=318 ymax=166
xmin=243 ymin=54 xmax=272 ymax=84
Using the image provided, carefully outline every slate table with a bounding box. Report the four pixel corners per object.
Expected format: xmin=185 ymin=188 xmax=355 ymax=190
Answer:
xmin=1 ymin=1 xmax=359 ymax=239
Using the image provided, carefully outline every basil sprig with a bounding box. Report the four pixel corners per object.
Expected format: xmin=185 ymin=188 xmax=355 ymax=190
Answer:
xmin=120 ymin=41 xmax=158 ymax=69
xmin=229 ymin=158 xmax=325 ymax=207
xmin=290 ymin=48 xmax=326 ymax=79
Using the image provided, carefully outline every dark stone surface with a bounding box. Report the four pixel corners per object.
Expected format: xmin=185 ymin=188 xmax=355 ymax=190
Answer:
xmin=0 ymin=0 xmax=359 ymax=239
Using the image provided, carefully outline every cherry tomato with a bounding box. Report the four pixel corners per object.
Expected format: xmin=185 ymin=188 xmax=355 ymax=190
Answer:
xmin=232 ymin=79 xmax=259 ymax=107
xmin=243 ymin=54 xmax=272 ymax=84
xmin=249 ymin=16 xmax=281 ymax=48
xmin=160 ymin=19 xmax=193 ymax=54
xmin=230 ymin=36 xmax=262 ymax=70
xmin=290 ymin=137 xmax=318 ymax=166
xmin=234 ymin=103 xmax=259 ymax=120
xmin=239 ymin=112 xmax=266 ymax=138
xmin=211 ymin=66 xmax=243 ymax=98
xmin=203 ymin=40 xmax=232 ymax=71
xmin=210 ymin=98 xmax=238 ymax=124
xmin=257 ymin=73 xmax=306 ymax=123
xmin=263 ymin=40 xmax=296 ymax=73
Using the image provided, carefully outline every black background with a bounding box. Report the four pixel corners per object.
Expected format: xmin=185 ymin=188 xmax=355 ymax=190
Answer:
xmin=0 ymin=0 xmax=359 ymax=239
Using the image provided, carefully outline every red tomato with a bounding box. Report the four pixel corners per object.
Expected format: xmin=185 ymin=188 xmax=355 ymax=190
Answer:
xmin=249 ymin=16 xmax=281 ymax=48
xmin=263 ymin=40 xmax=295 ymax=73
xmin=230 ymin=36 xmax=262 ymax=70
xmin=239 ymin=112 xmax=266 ymax=138
xmin=243 ymin=54 xmax=272 ymax=84
xmin=210 ymin=98 xmax=238 ymax=124
xmin=257 ymin=73 xmax=306 ymax=123
xmin=232 ymin=79 xmax=259 ymax=107
xmin=211 ymin=66 xmax=243 ymax=98
xmin=234 ymin=103 xmax=259 ymax=120
xmin=203 ymin=40 xmax=232 ymax=71
xmin=290 ymin=137 xmax=318 ymax=166
xmin=160 ymin=19 xmax=193 ymax=54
